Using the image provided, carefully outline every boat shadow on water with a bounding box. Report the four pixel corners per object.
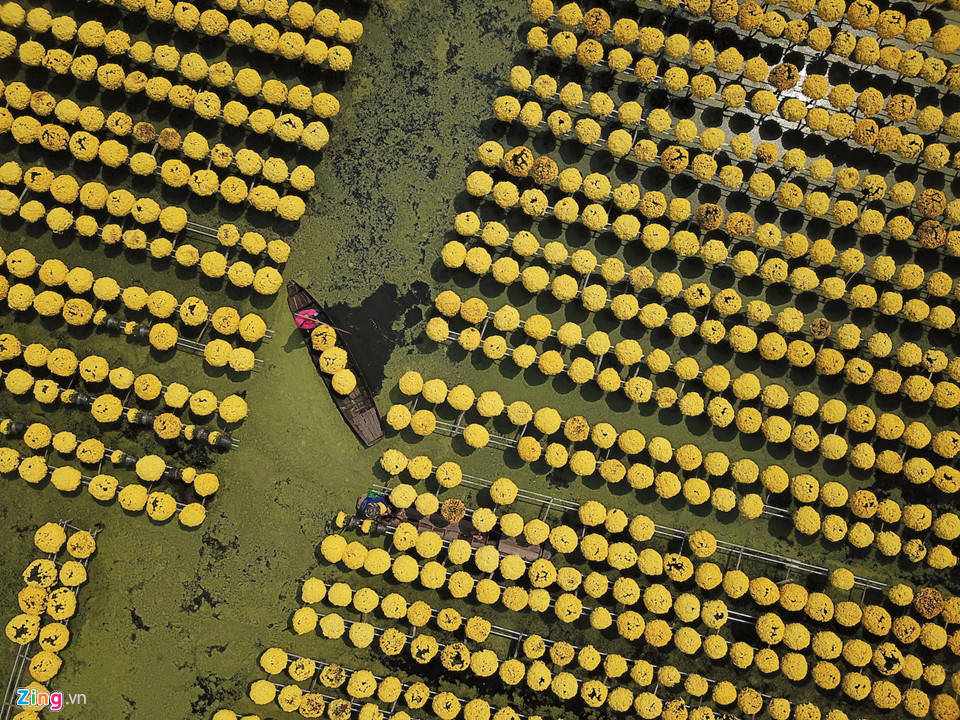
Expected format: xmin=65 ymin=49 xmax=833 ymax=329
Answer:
xmin=324 ymin=280 xmax=430 ymax=395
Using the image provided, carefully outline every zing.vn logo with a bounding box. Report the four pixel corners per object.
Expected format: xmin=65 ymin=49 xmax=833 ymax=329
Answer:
xmin=15 ymin=688 xmax=86 ymax=711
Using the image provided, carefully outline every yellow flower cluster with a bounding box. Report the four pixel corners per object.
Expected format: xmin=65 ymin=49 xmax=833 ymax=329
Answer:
xmin=2 ymin=442 xmax=205 ymax=525
xmin=522 ymin=24 xmax=948 ymax=164
xmin=531 ymin=0 xmax=958 ymax=95
xmin=1 ymin=202 xmax=269 ymax=276
xmin=396 ymin=430 xmax=951 ymax=569
xmin=400 ymin=373 xmax=663 ymax=471
xmin=4 ymin=150 xmax=307 ymax=226
xmin=6 ymin=413 xmax=219 ymax=497
xmin=318 ymin=523 xmax=946 ymax=708
xmin=305 ymin=607 xmax=729 ymax=717
xmin=454 ymin=197 xmax=960 ymax=365
xmin=103 ymin=0 xmax=363 ymax=55
xmin=2 ymin=249 xmax=274 ymax=337
xmin=429 ymin=281 xmax=957 ymax=469
xmin=225 ymin=4 xmax=364 ymax=46
xmin=245 ymin=649 xmax=532 ymax=720
xmin=0 ymin=32 xmax=330 ymax=150
xmin=0 ymin=332 xmax=248 ymax=438
xmin=5 ymin=1 xmax=354 ymax=75
xmin=2 ymin=81 xmax=316 ymax=198
xmin=322 ymin=532 xmax=614 ymax=637
xmin=4 ymin=523 xmax=100 ymax=686
xmin=1 ymin=165 xmax=188 ymax=232
xmin=468 ymin=139 xmax=959 ymax=265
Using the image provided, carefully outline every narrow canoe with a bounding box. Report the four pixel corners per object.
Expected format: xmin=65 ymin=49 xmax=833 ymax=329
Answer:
xmin=286 ymin=281 xmax=384 ymax=447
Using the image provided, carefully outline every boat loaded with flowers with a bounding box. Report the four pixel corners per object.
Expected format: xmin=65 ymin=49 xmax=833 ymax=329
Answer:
xmin=287 ymin=281 xmax=383 ymax=447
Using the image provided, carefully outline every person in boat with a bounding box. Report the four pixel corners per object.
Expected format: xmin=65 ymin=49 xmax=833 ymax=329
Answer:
xmin=297 ymin=309 xmax=339 ymax=353
xmin=295 ymin=308 xmax=320 ymax=330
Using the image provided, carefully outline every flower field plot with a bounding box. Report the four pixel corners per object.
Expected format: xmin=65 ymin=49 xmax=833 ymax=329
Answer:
xmin=2 ymin=521 xmax=98 ymax=719
xmin=2 ymin=0 xmax=960 ymax=718
xmin=0 ymin=0 xmax=363 ymax=535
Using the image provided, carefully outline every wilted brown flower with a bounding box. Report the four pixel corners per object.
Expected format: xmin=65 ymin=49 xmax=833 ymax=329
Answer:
xmin=917 ymin=189 xmax=947 ymax=217
xmin=810 ymin=318 xmax=832 ymax=340
xmin=157 ymin=128 xmax=181 ymax=150
xmin=917 ymin=220 xmax=946 ymax=248
xmin=914 ymin=587 xmax=944 ymax=619
xmin=768 ymin=63 xmax=799 ymax=91
xmin=530 ymin=156 xmax=558 ymax=185
xmin=132 ymin=122 xmax=155 ymax=143
xmin=440 ymin=499 xmax=466 ymax=524
xmin=694 ymin=203 xmax=724 ymax=230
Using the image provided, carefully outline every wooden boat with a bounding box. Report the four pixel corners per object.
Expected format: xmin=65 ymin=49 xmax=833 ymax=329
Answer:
xmin=287 ymin=281 xmax=384 ymax=447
